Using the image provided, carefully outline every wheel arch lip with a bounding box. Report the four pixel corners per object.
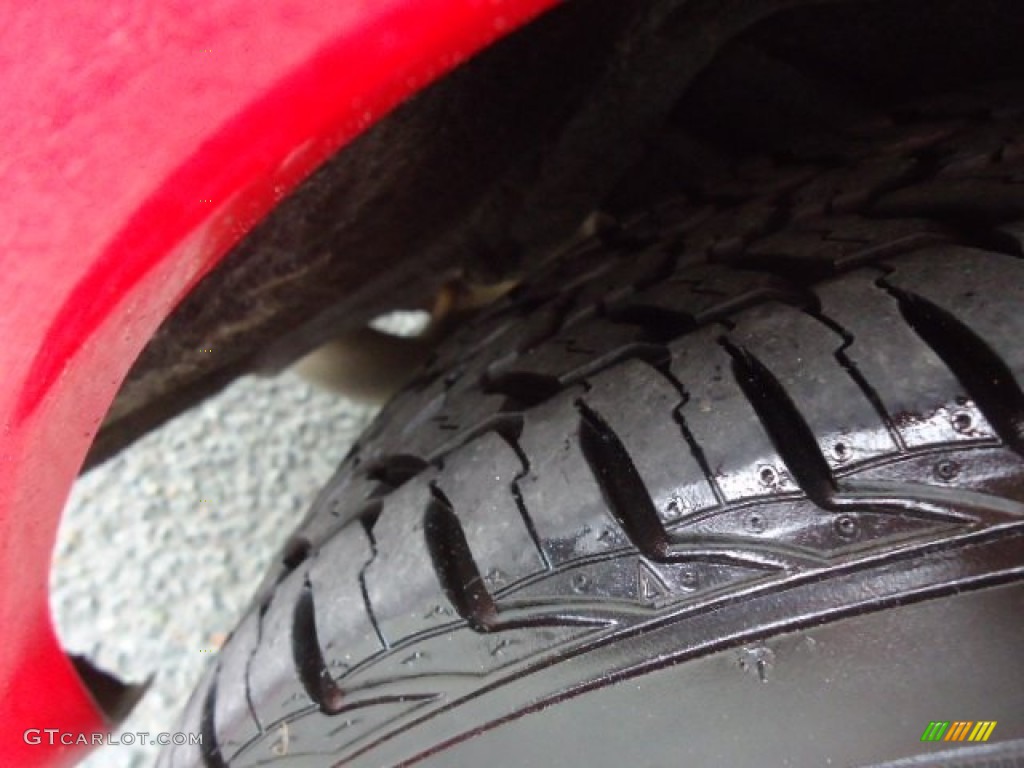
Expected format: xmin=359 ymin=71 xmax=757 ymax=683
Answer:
xmin=0 ymin=1 xmax=557 ymax=765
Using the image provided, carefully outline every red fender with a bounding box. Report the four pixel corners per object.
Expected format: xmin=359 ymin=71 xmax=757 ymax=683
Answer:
xmin=0 ymin=1 xmax=557 ymax=765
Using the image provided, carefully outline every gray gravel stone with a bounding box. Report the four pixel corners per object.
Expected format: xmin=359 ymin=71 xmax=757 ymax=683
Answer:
xmin=50 ymin=372 xmax=377 ymax=768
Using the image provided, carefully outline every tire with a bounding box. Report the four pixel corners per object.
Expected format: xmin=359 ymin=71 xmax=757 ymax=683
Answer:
xmin=162 ymin=85 xmax=1024 ymax=768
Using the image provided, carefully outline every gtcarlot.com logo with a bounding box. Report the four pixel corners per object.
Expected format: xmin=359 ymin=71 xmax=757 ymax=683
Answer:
xmin=24 ymin=729 xmax=202 ymax=747
xmin=920 ymin=721 xmax=997 ymax=743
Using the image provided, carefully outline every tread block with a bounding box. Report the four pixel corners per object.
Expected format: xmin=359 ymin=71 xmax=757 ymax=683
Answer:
xmin=435 ymin=431 xmax=547 ymax=589
xmin=933 ymin=114 xmax=1024 ymax=171
xmin=994 ymin=220 xmax=1024 ymax=254
xmin=515 ymin=240 xmax=620 ymax=306
xmin=648 ymin=198 xmax=715 ymax=244
xmin=166 ymin=665 xmax=216 ymax=768
xmin=787 ymin=120 xmax=964 ymax=163
xmin=885 ymin=246 xmax=1024 ymax=376
xmin=425 ymin=305 xmax=527 ymax=377
xmin=486 ymin=319 xmax=645 ymax=385
xmin=738 ymin=215 xmax=948 ymax=278
xmin=815 ymin=270 xmax=998 ymax=449
xmin=607 ymin=263 xmax=804 ymax=326
xmin=683 ymin=199 xmax=781 ymax=256
xmin=728 ymin=302 xmax=899 ymax=469
xmin=365 ymin=381 xmax=507 ymax=466
xmin=516 ymin=388 xmax=622 ymax=567
xmin=668 ymin=326 xmax=797 ymax=504
xmin=581 ymin=358 xmax=718 ymax=525
xmin=873 ymin=157 xmax=1024 ymax=221
xmin=882 ymin=246 xmax=1024 ymax=455
xmin=247 ymin=568 xmax=317 ymax=732
xmin=308 ymin=526 xmax=382 ymax=681
xmin=563 ymin=246 xmax=675 ymax=320
xmin=358 ymin=381 xmax=449 ymax=463
xmin=363 ymin=474 xmax=464 ymax=646
xmin=214 ymin=611 xmax=262 ymax=757
xmin=299 ymin=470 xmax=381 ymax=546
xmin=699 ymin=162 xmax=816 ymax=203
xmin=787 ymin=155 xmax=920 ymax=220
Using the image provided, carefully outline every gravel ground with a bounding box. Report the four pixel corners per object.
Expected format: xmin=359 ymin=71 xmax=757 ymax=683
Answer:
xmin=51 ymin=371 xmax=378 ymax=768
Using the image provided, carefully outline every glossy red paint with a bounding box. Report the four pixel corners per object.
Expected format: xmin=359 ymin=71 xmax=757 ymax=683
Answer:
xmin=0 ymin=1 xmax=558 ymax=765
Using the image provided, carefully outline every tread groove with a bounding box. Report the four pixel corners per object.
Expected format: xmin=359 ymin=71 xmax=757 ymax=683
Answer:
xmin=602 ymin=304 xmax=696 ymax=343
xmin=199 ymin=676 xmax=229 ymax=768
xmin=496 ymin=430 xmax=553 ymax=571
xmin=577 ymin=398 xmax=672 ymax=560
xmin=243 ymin=610 xmax=264 ymax=739
xmin=357 ymin=505 xmax=389 ymax=650
xmin=293 ymin=580 xmax=346 ymax=715
xmin=424 ymin=484 xmax=498 ymax=633
xmin=365 ymin=455 xmax=431 ymax=492
xmin=481 ymin=370 xmax=563 ymax=407
xmin=516 ymin=291 xmax=580 ymax=354
xmin=280 ymin=536 xmax=311 ymax=575
xmin=558 ymin=343 xmax=672 ymax=389
xmin=722 ymin=339 xmax=840 ymax=509
xmin=881 ymin=280 xmax=1024 ymax=457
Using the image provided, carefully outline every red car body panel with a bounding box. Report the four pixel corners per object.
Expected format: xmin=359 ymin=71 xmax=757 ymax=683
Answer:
xmin=0 ymin=1 xmax=557 ymax=764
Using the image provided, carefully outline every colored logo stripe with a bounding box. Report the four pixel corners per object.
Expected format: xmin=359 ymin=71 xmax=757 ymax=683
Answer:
xmin=968 ymin=722 xmax=997 ymax=742
xmin=944 ymin=721 xmax=972 ymax=741
xmin=920 ymin=721 xmax=996 ymax=742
